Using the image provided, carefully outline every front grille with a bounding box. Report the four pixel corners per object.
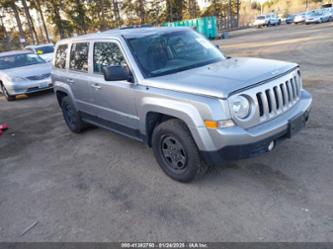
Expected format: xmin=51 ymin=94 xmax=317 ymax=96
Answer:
xmin=229 ymin=69 xmax=302 ymax=129
xmin=26 ymin=73 xmax=51 ymax=81
xmin=256 ymin=75 xmax=301 ymax=120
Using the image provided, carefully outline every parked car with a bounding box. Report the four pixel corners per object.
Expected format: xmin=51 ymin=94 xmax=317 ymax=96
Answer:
xmin=53 ymin=27 xmax=312 ymax=182
xmin=253 ymin=13 xmax=281 ymax=28
xmin=285 ymin=14 xmax=295 ymax=24
xmin=321 ymin=8 xmax=333 ymax=21
xmin=25 ymin=43 xmax=54 ymax=62
xmin=294 ymin=13 xmax=307 ymax=24
xmin=0 ymin=50 xmax=52 ymax=101
xmin=305 ymin=11 xmax=329 ymax=24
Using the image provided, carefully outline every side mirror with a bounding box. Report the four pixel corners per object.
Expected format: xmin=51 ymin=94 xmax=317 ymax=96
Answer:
xmin=37 ymin=50 xmax=43 ymax=55
xmin=102 ymin=65 xmax=132 ymax=82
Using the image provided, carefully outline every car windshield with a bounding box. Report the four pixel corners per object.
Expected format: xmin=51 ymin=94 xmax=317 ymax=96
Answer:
xmin=0 ymin=53 xmax=45 ymax=70
xmin=257 ymin=16 xmax=265 ymax=20
xmin=35 ymin=45 xmax=54 ymax=54
xmin=125 ymin=29 xmax=225 ymax=78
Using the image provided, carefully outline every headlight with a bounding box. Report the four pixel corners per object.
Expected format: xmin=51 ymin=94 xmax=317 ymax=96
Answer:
xmin=11 ymin=76 xmax=26 ymax=82
xmin=230 ymin=95 xmax=251 ymax=119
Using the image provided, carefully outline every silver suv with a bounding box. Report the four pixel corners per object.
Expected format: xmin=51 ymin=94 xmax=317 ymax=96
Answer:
xmin=52 ymin=27 xmax=312 ymax=182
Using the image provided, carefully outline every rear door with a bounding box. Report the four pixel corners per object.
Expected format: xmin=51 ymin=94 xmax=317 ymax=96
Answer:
xmin=67 ymin=42 xmax=95 ymax=113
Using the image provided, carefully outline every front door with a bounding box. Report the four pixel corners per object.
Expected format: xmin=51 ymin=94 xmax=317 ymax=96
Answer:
xmin=88 ymin=41 xmax=140 ymax=138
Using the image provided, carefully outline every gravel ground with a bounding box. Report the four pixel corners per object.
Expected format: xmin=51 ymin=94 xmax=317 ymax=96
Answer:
xmin=0 ymin=23 xmax=332 ymax=242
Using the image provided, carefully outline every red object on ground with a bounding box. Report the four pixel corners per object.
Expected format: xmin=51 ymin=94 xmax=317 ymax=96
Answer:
xmin=0 ymin=123 xmax=9 ymax=130
xmin=0 ymin=123 xmax=9 ymax=136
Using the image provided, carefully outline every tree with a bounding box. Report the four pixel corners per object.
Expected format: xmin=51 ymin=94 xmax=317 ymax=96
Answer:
xmin=147 ymin=0 xmax=164 ymax=25
xmin=8 ymin=1 xmax=26 ymax=46
xmin=21 ymin=0 xmax=39 ymax=44
xmin=187 ymin=0 xmax=200 ymax=19
xmin=31 ymin=0 xmax=51 ymax=43
xmin=45 ymin=0 xmax=67 ymax=39
xmin=122 ymin=0 xmax=147 ymax=25
xmin=64 ymin=0 xmax=90 ymax=34
xmin=165 ymin=0 xmax=186 ymax=22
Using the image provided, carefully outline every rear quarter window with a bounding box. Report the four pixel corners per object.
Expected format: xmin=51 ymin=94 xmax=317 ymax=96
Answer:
xmin=54 ymin=44 xmax=68 ymax=69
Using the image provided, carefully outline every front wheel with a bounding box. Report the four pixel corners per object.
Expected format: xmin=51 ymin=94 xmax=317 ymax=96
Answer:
xmin=0 ymin=83 xmax=15 ymax=101
xmin=152 ymin=119 xmax=208 ymax=182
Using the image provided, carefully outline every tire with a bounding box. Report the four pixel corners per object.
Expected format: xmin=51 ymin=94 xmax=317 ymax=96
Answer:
xmin=0 ymin=83 xmax=15 ymax=101
xmin=151 ymin=119 xmax=208 ymax=182
xmin=61 ymin=96 xmax=85 ymax=133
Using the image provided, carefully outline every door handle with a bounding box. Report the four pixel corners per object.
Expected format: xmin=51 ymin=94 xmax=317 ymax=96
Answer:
xmin=91 ymin=83 xmax=101 ymax=90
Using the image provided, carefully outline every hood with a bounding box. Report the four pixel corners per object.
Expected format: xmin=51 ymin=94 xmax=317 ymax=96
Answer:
xmin=1 ymin=62 xmax=52 ymax=79
xmin=143 ymin=57 xmax=297 ymax=99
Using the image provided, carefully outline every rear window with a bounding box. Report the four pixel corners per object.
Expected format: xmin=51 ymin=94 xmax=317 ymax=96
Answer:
xmin=69 ymin=42 xmax=89 ymax=72
xmin=54 ymin=44 xmax=68 ymax=69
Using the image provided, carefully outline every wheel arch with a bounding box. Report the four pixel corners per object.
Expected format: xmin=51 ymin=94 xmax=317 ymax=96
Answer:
xmin=140 ymin=97 xmax=215 ymax=151
xmin=56 ymin=90 xmax=68 ymax=107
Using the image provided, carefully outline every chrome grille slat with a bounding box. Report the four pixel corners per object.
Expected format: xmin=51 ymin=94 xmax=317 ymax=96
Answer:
xmin=274 ymin=86 xmax=283 ymax=112
xmin=286 ymin=80 xmax=293 ymax=104
xmin=268 ymin=89 xmax=277 ymax=114
xmin=280 ymin=83 xmax=287 ymax=107
xmin=261 ymin=92 xmax=270 ymax=119
xmin=230 ymin=70 xmax=302 ymax=129
xmin=294 ymin=76 xmax=299 ymax=96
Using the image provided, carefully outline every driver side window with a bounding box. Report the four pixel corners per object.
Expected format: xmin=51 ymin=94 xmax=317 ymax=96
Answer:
xmin=93 ymin=42 xmax=127 ymax=74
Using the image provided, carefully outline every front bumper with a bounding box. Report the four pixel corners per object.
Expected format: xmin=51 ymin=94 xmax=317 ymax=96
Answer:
xmin=200 ymin=90 xmax=312 ymax=166
xmin=6 ymin=78 xmax=53 ymax=95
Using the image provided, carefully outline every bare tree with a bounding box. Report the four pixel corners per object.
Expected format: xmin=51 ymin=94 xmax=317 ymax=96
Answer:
xmin=34 ymin=0 xmax=51 ymax=43
xmin=10 ymin=1 xmax=26 ymax=46
xmin=21 ymin=0 xmax=39 ymax=44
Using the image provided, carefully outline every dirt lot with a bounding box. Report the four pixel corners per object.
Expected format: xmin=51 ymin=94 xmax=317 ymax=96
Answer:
xmin=0 ymin=23 xmax=333 ymax=242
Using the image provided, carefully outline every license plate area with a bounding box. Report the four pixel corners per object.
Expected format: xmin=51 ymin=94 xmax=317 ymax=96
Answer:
xmin=287 ymin=113 xmax=306 ymax=138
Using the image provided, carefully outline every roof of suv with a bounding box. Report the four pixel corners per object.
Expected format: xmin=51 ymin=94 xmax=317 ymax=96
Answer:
xmin=57 ymin=27 xmax=189 ymax=44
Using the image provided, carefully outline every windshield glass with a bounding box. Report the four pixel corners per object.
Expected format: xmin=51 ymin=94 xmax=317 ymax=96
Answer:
xmin=125 ymin=29 xmax=225 ymax=78
xmin=0 ymin=53 xmax=45 ymax=70
xmin=36 ymin=45 xmax=54 ymax=54
xmin=257 ymin=16 xmax=265 ymax=20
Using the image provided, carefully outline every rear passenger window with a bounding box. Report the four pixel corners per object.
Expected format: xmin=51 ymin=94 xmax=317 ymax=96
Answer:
xmin=93 ymin=42 xmax=127 ymax=73
xmin=69 ymin=42 xmax=89 ymax=72
xmin=54 ymin=44 xmax=68 ymax=69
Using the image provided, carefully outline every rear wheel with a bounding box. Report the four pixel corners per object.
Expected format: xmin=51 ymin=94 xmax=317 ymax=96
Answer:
xmin=61 ymin=96 xmax=86 ymax=133
xmin=152 ymin=119 xmax=208 ymax=182
xmin=0 ymin=83 xmax=15 ymax=101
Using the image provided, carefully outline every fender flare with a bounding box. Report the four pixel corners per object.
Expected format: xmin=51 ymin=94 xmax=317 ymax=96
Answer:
xmin=139 ymin=97 xmax=215 ymax=151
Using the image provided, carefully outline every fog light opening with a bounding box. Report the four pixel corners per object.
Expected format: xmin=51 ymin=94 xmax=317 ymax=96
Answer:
xmin=268 ymin=141 xmax=275 ymax=152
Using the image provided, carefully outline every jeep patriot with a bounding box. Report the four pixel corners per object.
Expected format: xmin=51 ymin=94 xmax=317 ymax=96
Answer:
xmin=52 ymin=27 xmax=312 ymax=182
